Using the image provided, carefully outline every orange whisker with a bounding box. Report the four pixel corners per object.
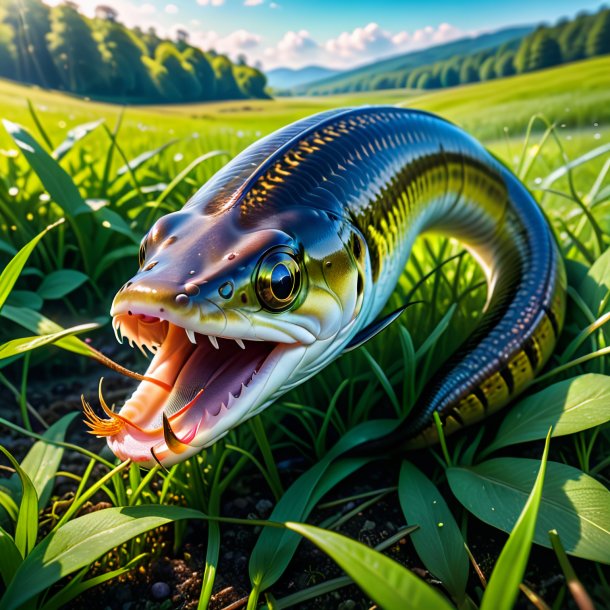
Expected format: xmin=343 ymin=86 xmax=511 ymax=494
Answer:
xmin=82 ymin=395 xmax=123 ymax=437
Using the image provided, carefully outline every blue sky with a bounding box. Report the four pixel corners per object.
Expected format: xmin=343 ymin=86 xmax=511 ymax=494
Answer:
xmin=51 ymin=1 xmax=603 ymax=70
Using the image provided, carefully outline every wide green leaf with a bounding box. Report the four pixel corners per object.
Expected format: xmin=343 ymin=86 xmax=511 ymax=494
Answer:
xmin=480 ymin=431 xmax=550 ymax=610
xmin=447 ymin=458 xmax=610 ymax=563
xmin=37 ymin=270 xmax=89 ymax=300
xmin=0 ymin=446 xmax=38 ymax=559
xmin=398 ymin=461 xmax=468 ymax=603
xmin=484 ymin=374 xmax=610 ymax=454
xmin=286 ymin=522 xmax=454 ymax=610
xmin=579 ymin=246 xmax=610 ymax=316
xmin=2 ymin=120 xmax=90 ymax=217
xmin=0 ymin=323 xmax=100 ymax=361
xmin=0 ymin=526 xmax=22 ymax=586
xmin=116 ymin=139 xmax=178 ymax=176
xmin=0 ymin=220 xmax=63 ymax=313
xmin=0 ymin=505 xmax=207 ymax=610
xmin=19 ymin=413 xmax=78 ymax=508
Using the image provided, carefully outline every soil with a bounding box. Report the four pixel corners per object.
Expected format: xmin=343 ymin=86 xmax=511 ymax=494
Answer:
xmin=0 ymin=341 xmax=605 ymax=610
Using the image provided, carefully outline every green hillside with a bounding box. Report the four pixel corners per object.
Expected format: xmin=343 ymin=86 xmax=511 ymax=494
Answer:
xmin=289 ymin=26 xmax=532 ymax=95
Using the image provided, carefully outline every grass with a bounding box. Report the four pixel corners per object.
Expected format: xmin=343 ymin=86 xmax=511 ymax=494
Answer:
xmin=0 ymin=55 xmax=609 ymax=609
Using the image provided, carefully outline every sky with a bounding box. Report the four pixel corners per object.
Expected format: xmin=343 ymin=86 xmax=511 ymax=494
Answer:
xmin=45 ymin=0 xmax=604 ymax=71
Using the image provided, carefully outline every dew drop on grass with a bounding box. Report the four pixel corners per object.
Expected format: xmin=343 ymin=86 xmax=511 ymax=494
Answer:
xmin=534 ymin=177 xmax=542 ymax=185
xmin=437 ymin=522 xmax=444 ymax=528
xmin=174 ymin=153 xmax=184 ymax=162
xmin=8 ymin=186 xmax=18 ymax=197
xmin=102 ymin=220 xmax=111 ymax=229
xmin=39 ymin=193 xmax=50 ymax=202
xmin=594 ymin=133 xmax=601 ymax=140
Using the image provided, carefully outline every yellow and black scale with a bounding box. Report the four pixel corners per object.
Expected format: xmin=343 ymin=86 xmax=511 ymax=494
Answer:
xmin=186 ymin=106 xmax=567 ymax=448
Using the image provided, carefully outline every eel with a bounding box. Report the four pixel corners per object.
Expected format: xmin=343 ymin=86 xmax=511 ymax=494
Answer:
xmin=84 ymin=106 xmax=567 ymax=467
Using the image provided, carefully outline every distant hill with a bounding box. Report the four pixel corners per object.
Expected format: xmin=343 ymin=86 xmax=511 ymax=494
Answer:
xmin=291 ymin=25 xmax=533 ymax=95
xmin=266 ymin=66 xmax=342 ymax=90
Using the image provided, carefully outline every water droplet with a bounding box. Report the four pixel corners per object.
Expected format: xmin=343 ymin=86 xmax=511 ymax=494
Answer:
xmin=437 ymin=522 xmax=444 ymax=528
xmin=8 ymin=186 xmax=18 ymax=197
xmin=102 ymin=220 xmax=111 ymax=228
xmin=594 ymin=133 xmax=601 ymax=140
xmin=173 ymin=153 xmax=184 ymax=163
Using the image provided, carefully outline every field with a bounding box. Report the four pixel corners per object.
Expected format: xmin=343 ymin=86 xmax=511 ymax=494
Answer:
xmin=0 ymin=55 xmax=610 ymax=610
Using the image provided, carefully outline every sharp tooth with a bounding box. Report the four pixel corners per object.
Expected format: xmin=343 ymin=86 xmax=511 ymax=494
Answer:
xmin=208 ymin=335 xmax=219 ymax=350
xmin=235 ymin=338 xmax=245 ymax=349
xmin=112 ymin=319 xmax=123 ymax=344
xmin=185 ymin=328 xmax=197 ymax=344
xmin=227 ymin=392 xmax=236 ymax=408
xmin=240 ymin=382 xmax=247 ymax=396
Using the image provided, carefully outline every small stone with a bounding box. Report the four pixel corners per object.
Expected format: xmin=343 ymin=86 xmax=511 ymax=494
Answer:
xmin=361 ymin=520 xmax=376 ymax=532
xmin=151 ymin=581 xmax=170 ymax=600
xmin=338 ymin=600 xmax=356 ymax=610
xmin=344 ymin=501 xmax=356 ymax=511
xmin=255 ymin=498 xmax=274 ymax=516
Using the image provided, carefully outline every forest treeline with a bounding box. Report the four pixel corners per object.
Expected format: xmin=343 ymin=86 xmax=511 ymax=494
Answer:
xmin=294 ymin=7 xmax=610 ymax=95
xmin=0 ymin=0 xmax=269 ymax=102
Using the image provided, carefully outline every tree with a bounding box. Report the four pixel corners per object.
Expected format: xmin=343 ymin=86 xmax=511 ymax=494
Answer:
xmin=558 ymin=17 xmax=587 ymax=61
xmin=514 ymin=36 xmax=532 ymax=73
xmin=183 ymin=47 xmax=216 ymax=100
xmin=154 ymin=42 xmax=201 ymax=101
xmin=495 ymin=51 xmax=516 ymax=77
xmin=586 ymin=10 xmax=610 ymax=56
xmin=234 ymin=64 xmax=268 ymax=98
xmin=211 ymin=54 xmax=243 ymax=99
xmin=406 ymin=69 xmax=422 ymax=89
xmin=95 ymin=5 xmax=118 ymax=22
xmin=0 ymin=6 xmax=16 ymax=79
xmin=416 ymin=71 xmax=433 ymax=89
xmin=47 ymin=4 xmax=106 ymax=93
xmin=479 ymin=56 xmax=496 ymax=81
xmin=2 ymin=0 xmax=60 ymax=87
xmin=459 ymin=59 xmax=479 ymax=83
xmin=440 ymin=62 xmax=459 ymax=87
xmin=94 ymin=18 xmax=155 ymax=98
xmin=529 ymin=30 xmax=562 ymax=70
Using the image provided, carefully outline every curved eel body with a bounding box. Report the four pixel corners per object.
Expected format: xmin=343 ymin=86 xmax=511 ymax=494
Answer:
xmin=89 ymin=107 xmax=566 ymax=467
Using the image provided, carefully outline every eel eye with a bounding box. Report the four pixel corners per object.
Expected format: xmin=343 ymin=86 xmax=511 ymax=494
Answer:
xmin=138 ymin=242 xmax=146 ymax=268
xmin=256 ymin=248 xmax=302 ymax=312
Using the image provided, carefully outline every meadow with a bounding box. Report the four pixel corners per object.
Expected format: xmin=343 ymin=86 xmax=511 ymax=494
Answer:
xmin=0 ymin=55 xmax=609 ymax=610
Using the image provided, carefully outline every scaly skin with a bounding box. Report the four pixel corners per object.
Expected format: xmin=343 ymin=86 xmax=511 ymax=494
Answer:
xmin=87 ymin=107 xmax=566 ymax=467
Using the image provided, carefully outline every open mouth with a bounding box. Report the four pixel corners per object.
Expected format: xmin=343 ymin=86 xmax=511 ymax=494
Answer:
xmin=85 ymin=311 xmax=283 ymax=465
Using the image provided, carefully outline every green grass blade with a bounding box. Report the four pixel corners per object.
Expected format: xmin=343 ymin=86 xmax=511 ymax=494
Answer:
xmin=2 ymin=120 xmax=90 ymax=217
xmin=0 ymin=525 xmax=22 ymax=587
xmin=0 ymin=305 xmax=103 ymax=358
xmin=0 ymin=220 xmax=63 ymax=313
xmin=0 ymin=505 xmax=208 ymax=610
xmin=399 ymin=461 xmax=469 ymax=603
xmin=52 ymin=119 xmax=105 ymax=162
xmin=18 ymin=413 xmax=79 ymax=509
xmin=480 ymin=429 xmax=551 ymax=610
xmin=39 ymin=552 xmax=148 ymax=610
xmin=286 ymin=522 xmax=454 ymax=610
xmin=0 ymin=323 xmax=100 ymax=361
xmin=0 ymin=446 xmax=39 ymax=559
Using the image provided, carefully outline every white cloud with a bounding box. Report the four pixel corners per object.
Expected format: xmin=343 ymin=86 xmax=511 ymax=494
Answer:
xmin=244 ymin=0 xmax=264 ymax=5
xmin=258 ymin=21 xmax=466 ymax=70
xmin=197 ymin=0 xmax=225 ymax=5
xmin=269 ymin=3 xmax=279 ymax=8
xmin=165 ymin=4 xmax=178 ymax=14
xmin=140 ymin=3 xmax=157 ymax=14
xmin=191 ymin=28 xmax=263 ymax=59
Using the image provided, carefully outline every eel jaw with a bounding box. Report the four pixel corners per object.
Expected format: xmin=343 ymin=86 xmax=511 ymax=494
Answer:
xmin=88 ymin=312 xmax=299 ymax=468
